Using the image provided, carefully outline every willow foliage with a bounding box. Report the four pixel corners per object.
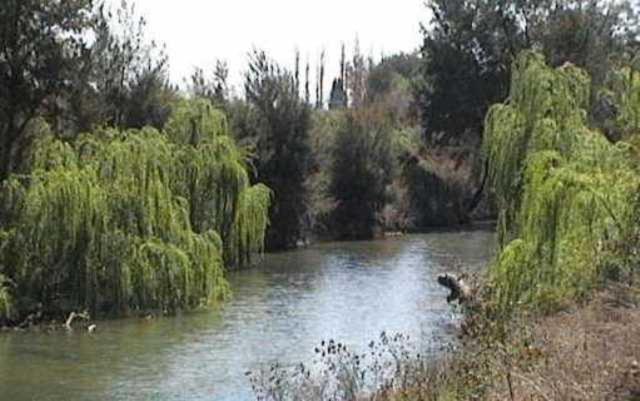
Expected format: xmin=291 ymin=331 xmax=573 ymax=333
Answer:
xmin=0 ymin=99 xmax=271 ymax=320
xmin=484 ymin=52 xmax=640 ymax=313
xmin=605 ymin=66 xmax=640 ymax=136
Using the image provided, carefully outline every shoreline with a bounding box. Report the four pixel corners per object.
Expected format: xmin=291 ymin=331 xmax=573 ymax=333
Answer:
xmin=396 ymin=286 xmax=640 ymax=401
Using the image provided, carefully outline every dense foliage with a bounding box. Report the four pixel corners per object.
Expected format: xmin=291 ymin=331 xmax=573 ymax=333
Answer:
xmin=236 ymin=50 xmax=312 ymax=251
xmin=484 ymin=52 xmax=640 ymax=313
xmin=0 ymin=100 xmax=271 ymax=322
xmin=0 ymin=1 xmax=177 ymax=181
xmin=0 ymin=0 xmax=95 ymax=180
xmin=401 ymin=151 xmax=471 ymax=228
xmin=305 ymin=48 xmax=421 ymax=239
xmin=72 ymin=1 xmax=175 ymax=132
xmin=417 ymin=0 xmax=640 ymax=144
xmin=2 ymin=0 xmax=638 ymax=328
xmin=602 ymin=63 xmax=640 ymax=138
xmin=0 ymin=0 xmax=430 ymax=322
xmin=329 ymin=108 xmax=394 ymax=239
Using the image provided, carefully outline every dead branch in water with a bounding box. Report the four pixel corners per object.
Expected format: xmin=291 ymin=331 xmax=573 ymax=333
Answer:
xmin=64 ymin=311 xmax=90 ymax=330
xmin=437 ymin=273 xmax=472 ymax=304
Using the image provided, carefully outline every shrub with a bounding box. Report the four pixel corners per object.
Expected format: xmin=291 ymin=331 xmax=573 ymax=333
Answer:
xmin=329 ymin=109 xmax=394 ymax=239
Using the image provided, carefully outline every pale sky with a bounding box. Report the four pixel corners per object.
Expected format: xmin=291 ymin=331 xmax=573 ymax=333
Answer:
xmin=123 ymin=0 xmax=427 ymax=94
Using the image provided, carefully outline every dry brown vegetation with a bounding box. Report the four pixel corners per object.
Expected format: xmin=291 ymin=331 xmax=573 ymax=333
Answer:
xmin=248 ymin=285 xmax=640 ymax=401
xmin=375 ymin=286 xmax=640 ymax=401
xmin=483 ymin=289 xmax=640 ymax=401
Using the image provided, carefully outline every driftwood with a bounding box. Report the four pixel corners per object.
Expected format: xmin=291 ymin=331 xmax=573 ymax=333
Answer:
xmin=437 ymin=273 xmax=472 ymax=304
xmin=64 ymin=311 xmax=91 ymax=330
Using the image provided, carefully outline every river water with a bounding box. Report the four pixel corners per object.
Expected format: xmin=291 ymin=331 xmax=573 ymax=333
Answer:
xmin=0 ymin=228 xmax=495 ymax=401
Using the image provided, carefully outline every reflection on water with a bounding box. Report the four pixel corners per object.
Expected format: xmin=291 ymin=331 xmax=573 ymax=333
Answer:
xmin=0 ymin=228 xmax=495 ymax=401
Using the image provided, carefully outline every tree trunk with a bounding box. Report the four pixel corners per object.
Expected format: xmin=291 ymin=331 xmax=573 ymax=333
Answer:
xmin=0 ymin=127 xmax=16 ymax=182
xmin=466 ymin=159 xmax=489 ymax=214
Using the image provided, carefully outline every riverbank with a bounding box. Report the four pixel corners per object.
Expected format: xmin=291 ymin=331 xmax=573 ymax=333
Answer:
xmin=483 ymin=288 xmax=640 ymax=401
xmin=246 ymin=280 xmax=640 ymax=401
xmin=0 ymin=222 xmax=494 ymax=331
xmin=381 ymin=285 xmax=640 ymax=401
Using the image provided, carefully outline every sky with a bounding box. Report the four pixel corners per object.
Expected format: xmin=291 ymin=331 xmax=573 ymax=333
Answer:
xmin=121 ymin=0 xmax=428 ymax=93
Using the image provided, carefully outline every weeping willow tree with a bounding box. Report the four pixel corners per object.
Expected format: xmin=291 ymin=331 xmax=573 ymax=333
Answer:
xmin=164 ymin=100 xmax=272 ymax=266
xmin=604 ymin=64 xmax=640 ymax=136
xmin=483 ymin=52 xmax=640 ymax=313
xmin=0 ymin=99 xmax=271 ymax=321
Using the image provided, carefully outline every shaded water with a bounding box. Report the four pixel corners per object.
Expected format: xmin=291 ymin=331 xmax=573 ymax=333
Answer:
xmin=0 ymin=228 xmax=495 ymax=401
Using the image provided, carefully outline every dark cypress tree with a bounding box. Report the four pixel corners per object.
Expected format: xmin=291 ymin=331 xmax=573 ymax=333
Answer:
xmin=305 ymin=59 xmax=311 ymax=105
xmin=317 ymin=50 xmax=326 ymax=109
xmin=329 ymin=78 xmax=347 ymax=110
xmin=294 ymin=49 xmax=301 ymax=98
xmin=340 ymin=43 xmax=349 ymax=106
xmin=242 ymin=50 xmax=312 ymax=250
xmin=315 ymin=64 xmax=321 ymax=109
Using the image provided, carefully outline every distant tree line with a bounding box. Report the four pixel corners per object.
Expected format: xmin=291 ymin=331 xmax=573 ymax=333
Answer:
xmin=187 ymin=39 xmax=421 ymax=242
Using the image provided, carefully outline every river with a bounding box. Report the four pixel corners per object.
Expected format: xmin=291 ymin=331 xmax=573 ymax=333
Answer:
xmin=0 ymin=227 xmax=495 ymax=401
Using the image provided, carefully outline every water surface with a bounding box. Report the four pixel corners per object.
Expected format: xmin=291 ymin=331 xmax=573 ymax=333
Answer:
xmin=0 ymin=228 xmax=495 ymax=401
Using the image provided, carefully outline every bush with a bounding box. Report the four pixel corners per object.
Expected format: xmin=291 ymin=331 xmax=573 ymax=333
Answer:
xmin=329 ymin=109 xmax=394 ymax=239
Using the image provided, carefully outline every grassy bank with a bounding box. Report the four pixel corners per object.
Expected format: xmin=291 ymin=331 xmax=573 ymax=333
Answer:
xmin=483 ymin=289 xmax=640 ymax=401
